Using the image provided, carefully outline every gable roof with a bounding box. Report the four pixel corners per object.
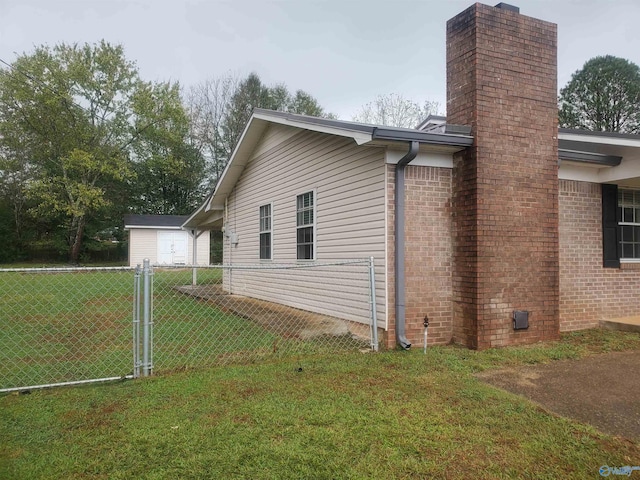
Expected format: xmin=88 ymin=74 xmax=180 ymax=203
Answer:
xmin=124 ymin=214 xmax=188 ymax=229
xmin=183 ymin=109 xmax=473 ymax=229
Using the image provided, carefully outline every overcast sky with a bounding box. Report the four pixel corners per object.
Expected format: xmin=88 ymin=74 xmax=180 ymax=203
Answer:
xmin=2 ymin=0 xmax=640 ymax=119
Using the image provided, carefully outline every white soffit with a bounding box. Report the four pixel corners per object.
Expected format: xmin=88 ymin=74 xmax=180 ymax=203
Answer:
xmin=385 ymin=149 xmax=453 ymax=168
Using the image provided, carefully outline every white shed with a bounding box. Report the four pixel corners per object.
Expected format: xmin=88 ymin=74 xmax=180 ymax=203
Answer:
xmin=124 ymin=214 xmax=210 ymax=267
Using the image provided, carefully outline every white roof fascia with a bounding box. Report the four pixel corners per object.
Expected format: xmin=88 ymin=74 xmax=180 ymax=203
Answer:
xmin=559 ymin=131 xmax=640 ymax=148
xmin=124 ymin=225 xmax=183 ymax=230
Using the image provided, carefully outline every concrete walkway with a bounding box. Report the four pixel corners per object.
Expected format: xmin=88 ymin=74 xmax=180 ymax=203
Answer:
xmin=477 ymin=351 xmax=640 ymax=441
xmin=174 ymin=284 xmax=369 ymax=342
xmin=601 ymin=316 xmax=640 ymax=333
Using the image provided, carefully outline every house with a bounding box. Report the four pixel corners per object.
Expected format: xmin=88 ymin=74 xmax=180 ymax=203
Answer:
xmin=183 ymin=2 xmax=640 ymax=350
xmin=124 ymin=214 xmax=210 ymax=267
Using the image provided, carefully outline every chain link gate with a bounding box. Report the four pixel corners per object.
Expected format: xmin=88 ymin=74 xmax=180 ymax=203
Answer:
xmin=0 ymin=266 xmax=137 ymax=393
xmin=1 ymin=258 xmax=378 ymax=392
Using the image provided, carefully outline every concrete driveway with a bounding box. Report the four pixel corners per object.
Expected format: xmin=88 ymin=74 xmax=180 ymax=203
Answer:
xmin=477 ymin=351 xmax=640 ymax=441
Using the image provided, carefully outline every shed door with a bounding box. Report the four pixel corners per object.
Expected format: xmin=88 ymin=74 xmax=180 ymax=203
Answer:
xmin=157 ymin=231 xmax=188 ymax=264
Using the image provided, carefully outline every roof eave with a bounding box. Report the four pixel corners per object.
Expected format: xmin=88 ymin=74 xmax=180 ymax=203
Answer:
xmin=558 ymin=149 xmax=622 ymax=166
xmin=371 ymin=127 xmax=473 ymax=148
xmin=559 ymin=128 xmax=640 ymax=147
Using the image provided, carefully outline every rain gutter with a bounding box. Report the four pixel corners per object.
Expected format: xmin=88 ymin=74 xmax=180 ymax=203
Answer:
xmin=394 ymin=141 xmax=419 ymax=349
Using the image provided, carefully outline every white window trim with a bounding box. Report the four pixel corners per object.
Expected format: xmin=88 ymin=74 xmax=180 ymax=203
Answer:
xmin=259 ymin=202 xmax=273 ymax=261
xmin=618 ymin=188 xmax=640 ymax=260
xmin=296 ymin=189 xmax=316 ymax=261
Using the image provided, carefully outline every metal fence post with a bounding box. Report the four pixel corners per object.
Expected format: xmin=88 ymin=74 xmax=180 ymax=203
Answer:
xmin=149 ymin=260 xmax=154 ymax=376
xmin=133 ymin=264 xmax=141 ymax=378
xmin=368 ymin=256 xmax=379 ymax=351
xmin=142 ymin=258 xmax=152 ymax=376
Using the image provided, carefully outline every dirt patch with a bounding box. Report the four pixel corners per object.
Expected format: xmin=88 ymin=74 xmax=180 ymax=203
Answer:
xmin=477 ymin=351 xmax=640 ymax=441
xmin=174 ymin=284 xmax=363 ymax=342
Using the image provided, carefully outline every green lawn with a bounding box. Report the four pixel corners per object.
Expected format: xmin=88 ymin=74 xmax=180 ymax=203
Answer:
xmin=1 ymin=329 xmax=640 ymax=479
xmin=1 ymin=266 xmax=368 ymax=391
xmin=0 ymin=267 xmax=280 ymax=390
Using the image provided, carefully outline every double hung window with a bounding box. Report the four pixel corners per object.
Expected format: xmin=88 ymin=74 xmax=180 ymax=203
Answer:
xmin=296 ymin=192 xmax=314 ymax=260
xmin=259 ymin=204 xmax=272 ymax=260
xmin=619 ymin=189 xmax=640 ymax=260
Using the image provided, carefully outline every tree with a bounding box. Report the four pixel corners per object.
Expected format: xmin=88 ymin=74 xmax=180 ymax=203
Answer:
xmin=352 ymin=93 xmax=441 ymax=128
xmin=0 ymin=41 xmax=205 ymax=263
xmin=188 ymin=72 xmax=331 ymax=187
xmin=0 ymin=41 xmax=139 ymax=262
xmin=131 ymin=81 xmax=206 ymax=215
xmin=220 ymin=73 xmax=272 ymax=162
xmin=288 ymin=90 xmax=325 ymax=117
xmin=559 ymin=56 xmax=640 ymax=133
xmin=0 ymin=143 xmax=33 ymax=250
xmin=185 ymin=74 xmax=238 ymax=186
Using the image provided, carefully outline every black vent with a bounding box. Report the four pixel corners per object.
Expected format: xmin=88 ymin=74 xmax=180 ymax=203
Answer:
xmin=513 ymin=311 xmax=529 ymax=330
xmin=495 ymin=3 xmax=520 ymax=13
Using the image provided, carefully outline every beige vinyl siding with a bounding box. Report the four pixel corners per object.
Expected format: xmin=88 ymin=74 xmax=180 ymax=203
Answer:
xmin=251 ymin=123 xmax=299 ymax=158
xmin=224 ymin=127 xmax=386 ymax=326
xmin=189 ymin=231 xmax=211 ymax=265
xmin=128 ymin=229 xmax=158 ymax=267
xmin=128 ymin=228 xmax=210 ymax=267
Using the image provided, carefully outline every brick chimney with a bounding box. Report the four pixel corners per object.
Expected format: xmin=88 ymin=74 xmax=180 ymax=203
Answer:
xmin=447 ymin=3 xmax=560 ymax=349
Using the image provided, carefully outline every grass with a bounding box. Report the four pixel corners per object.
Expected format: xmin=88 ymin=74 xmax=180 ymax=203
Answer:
xmin=0 ymin=266 xmax=368 ymax=390
xmin=0 ymin=267 xmax=282 ymax=389
xmin=1 ymin=329 xmax=640 ymax=479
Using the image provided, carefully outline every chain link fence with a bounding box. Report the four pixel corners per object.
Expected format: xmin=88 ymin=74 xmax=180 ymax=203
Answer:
xmin=1 ymin=259 xmax=377 ymax=392
xmin=151 ymin=260 xmax=376 ymax=374
xmin=0 ymin=266 xmax=136 ymax=392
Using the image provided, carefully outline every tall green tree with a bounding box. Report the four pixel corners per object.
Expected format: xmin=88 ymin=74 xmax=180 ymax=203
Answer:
xmin=559 ymin=55 xmax=640 ymax=133
xmin=131 ymin=81 xmax=206 ymax=215
xmin=220 ymin=73 xmax=272 ymax=161
xmin=0 ymin=41 xmax=138 ymax=262
xmin=0 ymin=41 xmax=205 ymax=263
xmin=0 ymin=143 xmax=33 ymax=251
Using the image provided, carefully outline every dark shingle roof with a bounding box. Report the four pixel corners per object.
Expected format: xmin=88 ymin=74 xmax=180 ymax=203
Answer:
xmin=124 ymin=214 xmax=188 ymax=228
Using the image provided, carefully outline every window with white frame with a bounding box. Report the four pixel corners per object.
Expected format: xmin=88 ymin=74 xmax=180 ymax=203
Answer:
xmin=296 ymin=191 xmax=314 ymax=260
xmin=259 ymin=203 xmax=272 ymax=260
xmin=619 ymin=188 xmax=640 ymax=259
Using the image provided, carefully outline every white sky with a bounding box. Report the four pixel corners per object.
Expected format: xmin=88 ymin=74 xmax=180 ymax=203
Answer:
xmin=2 ymin=0 xmax=640 ymax=119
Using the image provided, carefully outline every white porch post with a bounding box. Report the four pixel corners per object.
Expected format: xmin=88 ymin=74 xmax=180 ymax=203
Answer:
xmin=191 ymin=229 xmax=198 ymax=285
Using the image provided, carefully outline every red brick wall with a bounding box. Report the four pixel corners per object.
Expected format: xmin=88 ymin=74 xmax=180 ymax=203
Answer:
xmin=447 ymin=4 xmax=560 ymax=349
xmin=559 ymin=180 xmax=640 ymax=329
xmin=385 ymin=165 xmax=453 ymax=348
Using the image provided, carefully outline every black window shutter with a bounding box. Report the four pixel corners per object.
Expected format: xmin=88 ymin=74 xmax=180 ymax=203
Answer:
xmin=602 ymin=183 xmax=620 ymax=268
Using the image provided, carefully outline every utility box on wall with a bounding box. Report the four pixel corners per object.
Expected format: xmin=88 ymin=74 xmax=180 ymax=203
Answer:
xmin=513 ymin=310 xmax=529 ymax=330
